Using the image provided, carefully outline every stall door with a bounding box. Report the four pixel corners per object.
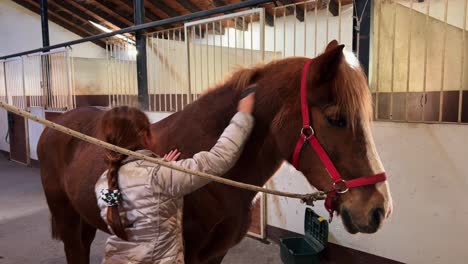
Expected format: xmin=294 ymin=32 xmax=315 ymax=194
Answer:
xmin=8 ymin=112 xmax=29 ymax=165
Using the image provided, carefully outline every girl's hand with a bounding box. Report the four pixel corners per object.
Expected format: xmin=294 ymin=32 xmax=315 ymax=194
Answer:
xmin=237 ymin=92 xmax=255 ymax=114
xmin=163 ymin=149 xmax=181 ymax=161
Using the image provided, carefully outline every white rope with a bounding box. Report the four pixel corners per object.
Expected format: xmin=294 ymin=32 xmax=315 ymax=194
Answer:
xmin=0 ymin=101 xmax=326 ymax=203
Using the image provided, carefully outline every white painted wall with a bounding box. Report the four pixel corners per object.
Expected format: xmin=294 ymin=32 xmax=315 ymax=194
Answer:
xmin=0 ymin=0 xmax=105 ymax=58
xmin=27 ymin=107 xmax=45 ymax=160
xmin=0 ymin=108 xmax=9 ymax=152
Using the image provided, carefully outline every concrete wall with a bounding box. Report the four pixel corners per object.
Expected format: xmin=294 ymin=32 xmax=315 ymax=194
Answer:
xmin=266 ymin=122 xmax=468 ymax=264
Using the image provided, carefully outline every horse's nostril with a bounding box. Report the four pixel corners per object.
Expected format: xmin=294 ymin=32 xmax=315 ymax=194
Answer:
xmin=371 ymin=207 xmax=385 ymax=227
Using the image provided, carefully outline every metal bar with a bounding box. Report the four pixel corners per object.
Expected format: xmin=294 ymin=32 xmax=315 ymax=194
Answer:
xmin=273 ymin=9 xmax=277 ymax=59
xmin=283 ymin=8 xmax=286 ymax=57
xmin=126 ymin=41 xmax=131 ymax=106
xmin=117 ymin=41 xmax=123 ymax=106
xmin=172 ymin=29 xmax=176 ymax=111
xmin=390 ymin=2 xmax=396 ymax=120
xmin=199 ymin=24 xmax=203 ymax=100
xmin=314 ymin=0 xmax=318 ymax=56
xmin=179 ymin=28 xmax=183 ymax=111
xmin=108 ymin=41 xmax=113 ymax=107
xmin=70 ymin=48 xmax=76 ymax=109
xmin=206 ymin=23 xmax=210 ymax=90
xmin=422 ymin=0 xmax=431 ymax=121
xmin=185 ymin=8 xmax=264 ymax=27
xmin=439 ymin=0 xmax=449 ymax=122
xmin=250 ymin=14 xmax=254 ymax=65
xmin=212 ymin=22 xmax=217 ymax=83
xmin=326 ymin=1 xmax=329 ymax=43
xmin=243 ymin=16 xmax=246 ymax=65
xmin=2 ymin=62 xmax=7 ymax=104
xmin=185 ymin=28 xmax=192 ymax=106
xmin=1 ymin=1 xmax=274 ymax=60
xmin=164 ymin=32 xmax=168 ymax=110
xmin=54 ymin=54 xmax=61 ymax=109
xmin=61 ymin=53 xmax=67 ymax=109
xmin=234 ymin=18 xmax=238 ymax=68
xmin=219 ymin=21 xmax=223 ymax=81
xmin=134 ymin=0 xmax=149 ymax=110
xmin=260 ymin=8 xmax=265 ymax=62
xmin=293 ymin=5 xmax=296 ymax=56
xmin=156 ymin=33 xmax=161 ymax=110
xmin=167 ymin=32 xmax=171 ymax=110
xmin=147 ymin=35 xmax=152 ymax=111
xmin=21 ymin=57 xmax=26 ymax=110
xmin=375 ymin=0 xmax=382 ymax=120
xmin=405 ymin=0 xmax=414 ymax=121
xmin=459 ymin=0 xmax=467 ymax=123
xmin=339 ymin=0 xmax=342 ymax=43
xmin=304 ymin=1 xmax=306 ymax=56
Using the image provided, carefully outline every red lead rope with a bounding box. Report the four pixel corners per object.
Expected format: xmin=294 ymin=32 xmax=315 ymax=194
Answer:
xmin=292 ymin=59 xmax=387 ymax=221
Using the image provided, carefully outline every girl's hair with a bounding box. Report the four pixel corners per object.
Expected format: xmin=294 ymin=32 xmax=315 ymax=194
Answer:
xmin=99 ymin=106 xmax=151 ymax=240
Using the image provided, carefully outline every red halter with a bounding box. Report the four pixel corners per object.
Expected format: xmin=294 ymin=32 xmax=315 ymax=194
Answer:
xmin=292 ymin=59 xmax=387 ymax=220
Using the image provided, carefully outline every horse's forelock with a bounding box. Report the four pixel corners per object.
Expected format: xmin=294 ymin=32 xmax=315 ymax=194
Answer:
xmin=331 ymin=55 xmax=373 ymax=130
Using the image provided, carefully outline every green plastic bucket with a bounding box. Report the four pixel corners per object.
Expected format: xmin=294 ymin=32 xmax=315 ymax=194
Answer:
xmin=279 ymin=208 xmax=328 ymax=264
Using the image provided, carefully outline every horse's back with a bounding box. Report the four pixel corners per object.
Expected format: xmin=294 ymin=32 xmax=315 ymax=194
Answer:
xmin=38 ymin=107 xmax=103 ymax=171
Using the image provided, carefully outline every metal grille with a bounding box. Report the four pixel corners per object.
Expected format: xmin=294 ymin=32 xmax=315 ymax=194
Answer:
xmin=23 ymin=54 xmax=43 ymax=108
xmin=147 ymin=27 xmax=187 ymax=112
xmin=372 ymin=0 xmax=468 ymax=124
xmin=271 ymin=0 xmax=351 ymax=59
xmin=4 ymin=58 xmax=26 ymax=110
xmin=1 ymin=48 xmax=75 ymax=111
xmin=0 ymin=61 xmax=6 ymax=103
xmin=106 ymin=39 xmax=138 ymax=107
xmin=185 ymin=8 xmax=265 ymax=103
xmin=46 ymin=49 xmax=76 ymax=111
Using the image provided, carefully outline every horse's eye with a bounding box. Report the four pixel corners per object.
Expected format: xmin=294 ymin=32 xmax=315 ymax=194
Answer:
xmin=327 ymin=116 xmax=347 ymax=128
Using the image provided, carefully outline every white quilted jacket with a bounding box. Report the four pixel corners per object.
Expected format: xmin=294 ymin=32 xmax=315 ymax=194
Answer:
xmin=95 ymin=112 xmax=254 ymax=264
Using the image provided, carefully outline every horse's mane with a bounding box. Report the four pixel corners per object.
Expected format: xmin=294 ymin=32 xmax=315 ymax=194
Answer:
xmin=202 ymin=51 xmax=372 ymax=129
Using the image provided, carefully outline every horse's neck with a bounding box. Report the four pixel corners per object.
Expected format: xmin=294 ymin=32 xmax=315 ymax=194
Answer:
xmin=152 ymin=84 xmax=284 ymax=200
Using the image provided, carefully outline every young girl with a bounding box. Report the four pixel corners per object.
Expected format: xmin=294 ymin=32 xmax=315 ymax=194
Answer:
xmin=95 ymin=92 xmax=255 ymax=263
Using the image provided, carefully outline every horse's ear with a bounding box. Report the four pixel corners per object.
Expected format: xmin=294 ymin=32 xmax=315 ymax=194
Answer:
xmin=324 ymin=40 xmax=339 ymax=52
xmin=314 ymin=43 xmax=345 ymax=83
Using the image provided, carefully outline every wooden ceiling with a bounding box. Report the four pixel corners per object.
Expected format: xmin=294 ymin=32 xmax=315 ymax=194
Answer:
xmin=12 ymin=0 xmax=353 ymax=48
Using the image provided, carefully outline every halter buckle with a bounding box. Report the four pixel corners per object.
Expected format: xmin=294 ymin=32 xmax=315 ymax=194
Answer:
xmin=333 ymin=179 xmax=349 ymax=194
xmin=301 ymin=126 xmax=315 ymax=139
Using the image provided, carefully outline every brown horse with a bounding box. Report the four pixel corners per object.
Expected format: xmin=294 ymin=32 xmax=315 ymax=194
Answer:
xmin=37 ymin=41 xmax=393 ymax=264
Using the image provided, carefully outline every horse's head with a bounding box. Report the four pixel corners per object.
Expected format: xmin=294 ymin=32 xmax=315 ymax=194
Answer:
xmin=252 ymin=41 xmax=393 ymax=234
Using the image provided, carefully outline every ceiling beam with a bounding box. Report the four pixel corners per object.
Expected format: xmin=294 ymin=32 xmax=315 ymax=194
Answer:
xmin=48 ymin=0 xmax=105 ymax=29
xmin=146 ymin=0 xmax=179 ymax=17
xmin=175 ymin=0 xmax=202 ymax=13
xmin=329 ymin=0 xmax=353 ymax=16
xmin=66 ymin=0 xmax=124 ymax=30
xmin=213 ymin=0 xmax=249 ymax=30
xmin=78 ymin=0 xmax=133 ymax=27
xmin=239 ymin=0 xmax=274 ymax=26
xmin=278 ymin=0 xmax=304 ymax=22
